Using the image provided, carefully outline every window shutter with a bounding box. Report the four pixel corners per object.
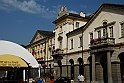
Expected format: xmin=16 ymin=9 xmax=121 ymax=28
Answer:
xmin=121 ymin=23 xmax=124 ymax=37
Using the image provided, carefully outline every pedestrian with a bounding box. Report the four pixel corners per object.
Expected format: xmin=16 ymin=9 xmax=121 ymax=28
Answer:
xmin=37 ymin=78 xmax=42 ymax=83
xmin=71 ymin=74 xmax=74 ymax=83
xmin=42 ymin=76 xmax=46 ymax=83
xmin=50 ymin=74 xmax=54 ymax=83
xmin=71 ymin=74 xmax=74 ymax=80
xmin=122 ymin=76 xmax=124 ymax=83
xmin=77 ymin=74 xmax=80 ymax=83
xmin=79 ymin=75 xmax=85 ymax=83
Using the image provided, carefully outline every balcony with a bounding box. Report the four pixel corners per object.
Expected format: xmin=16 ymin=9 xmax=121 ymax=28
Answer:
xmin=52 ymin=48 xmax=63 ymax=55
xmin=90 ymin=37 xmax=115 ymax=46
xmin=90 ymin=37 xmax=115 ymax=53
xmin=51 ymin=48 xmax=63 ymax=63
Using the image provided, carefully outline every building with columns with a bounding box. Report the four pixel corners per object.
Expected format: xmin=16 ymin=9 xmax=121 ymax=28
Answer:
xmin=26 ymin=3 xmax=124 ymax=83
xmin=26 ymin=30 xmax=55 ymax=77
xmin=82 ymin=3 xmax=124 ymax=83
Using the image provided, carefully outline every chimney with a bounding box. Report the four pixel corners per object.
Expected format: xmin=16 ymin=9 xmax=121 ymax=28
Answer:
xmin=80 ymin=11 xmax=85 ymax=17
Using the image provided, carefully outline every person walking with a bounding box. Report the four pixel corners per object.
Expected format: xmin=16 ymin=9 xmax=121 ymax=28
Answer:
xmin=50 ymin=74 xmax=54 ymax=83
xmin=122 ymin=76 xmax=124 ymax=83
xmin=77 ymin=74 xmax=80 ymax=83
xmin=79 ymin=75 xmax=85 ymax=83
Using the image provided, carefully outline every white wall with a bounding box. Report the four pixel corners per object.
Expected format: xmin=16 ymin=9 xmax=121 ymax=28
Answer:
xmin=83 ymin=8 xmax=124 ymax=50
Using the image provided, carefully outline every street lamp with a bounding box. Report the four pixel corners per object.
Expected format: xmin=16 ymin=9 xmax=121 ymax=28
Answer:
xmin=49 ymin=64 xmax=51 ymax=74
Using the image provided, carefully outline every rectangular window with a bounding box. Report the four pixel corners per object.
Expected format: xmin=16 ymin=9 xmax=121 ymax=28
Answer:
xmin=76 ymin=22 xmax=79 ymax=28
xmin=90 ymin=33 xmax=93 ymax=39
xmin=121 ymin=23 xmax=124 ymax=37
xmin=79 ymin=36 xmax=82 ymax=47
xmin=110 ymin=26 xmax=113 ymax=38
xmin=103 ymin=29 xmax=106 ymax=37
xmin=97 ymin=30 xmax=101 ymax=37
xmin=70 ymin=39 xmax=73 ymax=49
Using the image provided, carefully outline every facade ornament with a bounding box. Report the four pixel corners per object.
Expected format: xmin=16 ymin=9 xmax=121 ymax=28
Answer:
xmin=57 ymin=6 xmax=68 ymax=19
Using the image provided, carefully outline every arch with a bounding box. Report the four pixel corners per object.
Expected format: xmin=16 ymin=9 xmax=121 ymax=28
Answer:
xmin=69 ymin=59 xmax=74 ymax=78
xmin=118 ymin=52 xmax=124 ymax=82
xmin=69 ymin=59 xmax=74 ymax=64
xmin=77 ymin=57 xmax=83 ymax=64
xmin=88 ymin=56 xmax=92 ymax=82
xmin=77 ymin=57 xmax=84 ymax=75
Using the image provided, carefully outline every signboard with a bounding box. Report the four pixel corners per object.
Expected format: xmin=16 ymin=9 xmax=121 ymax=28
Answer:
xmin=0 ymin=54 xmax=28 ymax=67
xmin=0 ymin=61 xmax=21 ymax=67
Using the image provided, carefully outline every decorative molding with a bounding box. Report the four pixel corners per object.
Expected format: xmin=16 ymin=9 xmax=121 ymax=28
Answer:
xmin=94 ymin=21 xmax=116 ymax=31
xmin=57 ymin=6 xmax=68 ymax=19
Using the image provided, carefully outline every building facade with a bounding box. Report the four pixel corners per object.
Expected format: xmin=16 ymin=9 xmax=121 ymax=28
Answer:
xmin=82 ymin=3 xmax=124 ymax=83
xmin=26 ymin=30 xmax=55 ymax=77
xmin=26 ymin=3 xmax=124 ymax=83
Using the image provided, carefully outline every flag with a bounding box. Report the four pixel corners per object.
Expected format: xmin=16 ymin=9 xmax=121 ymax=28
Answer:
xmin=32 ymin=48 xmax=35 ymax=56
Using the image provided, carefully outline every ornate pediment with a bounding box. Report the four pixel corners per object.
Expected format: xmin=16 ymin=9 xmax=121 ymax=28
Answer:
xmin=35 ymin=33 xmax=42 ymax=41
xmin=57 ymin=6 xmax=68 ymax=19
xmin=31 ymin=32 xmax=44 ymax=43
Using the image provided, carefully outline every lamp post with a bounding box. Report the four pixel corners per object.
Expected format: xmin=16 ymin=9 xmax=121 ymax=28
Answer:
xmin=82 ymin=27 xmax=84 ymax=75
xmin=49 ymin=64 xmax=51 ymax=74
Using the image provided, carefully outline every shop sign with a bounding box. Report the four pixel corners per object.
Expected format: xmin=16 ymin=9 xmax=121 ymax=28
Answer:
xmin=0 ymin=60 xmax=21 ymax=67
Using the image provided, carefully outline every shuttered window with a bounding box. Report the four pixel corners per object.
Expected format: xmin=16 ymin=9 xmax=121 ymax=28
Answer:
xmin=121 ymin=23 xmax=124 ymax=37
xmin=79 ymin=36 xmax=82 ymax=47
xmin=110 ymin=26 xmax=113 ymax=38
xmin=103 ymin=29 xmax=106 ymax=37
xmin=70 ymin=39 xmax=73 ymax=49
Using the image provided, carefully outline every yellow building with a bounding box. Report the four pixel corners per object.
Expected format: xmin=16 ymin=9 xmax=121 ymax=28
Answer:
xmin=26 ymin=30 xmax=55 ymax=77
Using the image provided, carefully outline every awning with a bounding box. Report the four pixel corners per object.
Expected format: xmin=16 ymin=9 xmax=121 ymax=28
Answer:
xmin=0 ymin=40 xmax=39 ymax=68
xmin=0 ymin=54 xmax=28 ymax=67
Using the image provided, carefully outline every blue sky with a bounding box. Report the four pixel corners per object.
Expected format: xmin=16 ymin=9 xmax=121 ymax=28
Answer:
xmin=0 ymin=0 xmax=124 ymax=45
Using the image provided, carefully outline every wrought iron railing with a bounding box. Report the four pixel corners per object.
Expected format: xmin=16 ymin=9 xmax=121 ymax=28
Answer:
xmin=90 ymin=37 xmax=115 ymax=47
xmin=52 ymin=48 xmax=63 ymax=55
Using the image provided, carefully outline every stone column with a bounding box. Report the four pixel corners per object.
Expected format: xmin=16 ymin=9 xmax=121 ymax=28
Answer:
xmin=107 ymin=51 xmax=113 ymax=83
xmin=46 ymin=41 xmax=48 ymax=62
xmin=91 ymin=54 xmax=96 ymax=83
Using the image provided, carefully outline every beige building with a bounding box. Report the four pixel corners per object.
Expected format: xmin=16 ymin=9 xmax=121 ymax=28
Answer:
xmin=52 ymin=6 xmax=89 ymax=78
xmin=26 ymin=3 xmax=124 ymax=83
xmin=26 ymin=30 xmax=55 ymax=77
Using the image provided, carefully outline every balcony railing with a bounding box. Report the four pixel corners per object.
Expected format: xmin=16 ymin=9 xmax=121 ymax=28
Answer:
xmin=52 ymin=48 xmax=63 ymax=55
xmin=51 ymin=48 xmax=63 ymax=63
xmin=90 ymin=37 xmax=115 ymax=47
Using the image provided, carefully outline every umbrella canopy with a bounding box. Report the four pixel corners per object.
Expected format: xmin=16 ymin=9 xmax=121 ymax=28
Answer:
xmin=0 ymin=40 xmax=39 ymax=68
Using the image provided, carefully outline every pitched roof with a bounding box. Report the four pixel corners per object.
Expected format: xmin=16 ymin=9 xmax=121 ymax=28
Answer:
xmin=52 ymin=13 xmax=90 ymax=24
xmin=82 ymin=3 xmax=124 ymax=32
xmin=37 ymin=30 xmax=54 ymax=37
xmin=66 ymin=3 xmax=124 ymax=37
xmin=29 ymin=30 xmax=54 ymax=45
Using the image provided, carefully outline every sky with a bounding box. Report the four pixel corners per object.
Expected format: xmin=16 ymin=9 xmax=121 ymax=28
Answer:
xmin=0 ymin=0 xmax=124 ymax=45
